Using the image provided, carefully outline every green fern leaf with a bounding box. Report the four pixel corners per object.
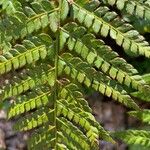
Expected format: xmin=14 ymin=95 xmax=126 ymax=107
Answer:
xmin=128 ymin=109 xmax=150 ymax=124
xmin=0 ymin=66 xmax=55 ymax=100
xmin=102 ymin=0 xmax=150 ymax=20
xmin=1 ymin=0 xmax=150 ymax=149
xmin=58 ymin=53 xmax=140 ymax=110
xmin=60 ymin=23 xmax=148 ymax=94
xmin=112 ymin=130 xmax=150 ymax=148
xmin=71 ymin=1 xmax=150 ymax=58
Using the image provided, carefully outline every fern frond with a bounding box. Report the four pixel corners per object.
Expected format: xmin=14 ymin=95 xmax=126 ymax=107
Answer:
xmin=130 ymin=73 xmax=150 ymax=101
xmin=0 ymin=66 xmax=55 ymax=100
xmin=102 ymin=0 xmax=150 ymax=20
xmin=56 ymin=143 xmax=69 ymax=150
xmin=0 ymin=0 xmax=69 ymax=53
xmin=60 ymin=23 xmax=149 ymax=94
xmin=58 ymin=99 xmax=114 ymax=143
xmin=128 ymin=109 xmax=150 ymax=124
xmin=0 ymin=33 xmax=53 ymax=74
xmin=8 ymin=81 xmax=92 ymax=119
xmin=59 ymin=82 xmax=92 ymax=112
xmin=58 ymin=53 xmax=139 ymax=110
xmin=64 ymin=23 xmax=137 ymax=75
xmin=114 ymin=109 xmax=150 ymax=148
xmin=14 ymin=107 xmax=54 ymax=131
xmin=112 ymin=130 xmax=150 ymax=148
xmin=71 ymin=1 xmax=150 ymax=58
xmin=11 ymin=97 xmax=112 ymax=149
xmin=0 ymin=0 xmax=22 ymax=15
xmin=28 ymin=125 xmax=55 ymax=150
xmin=8 ymin=86 xmax=52 ymax=119
xmin=29 ymin=125 xmax=55 ymax=149
xmin=57 ymin=117 xmax=91 ymax=150
xmin=57 ymin=100 xmax=99 ymax=149
xmin=0 ymin=45 xmax=47 ymax=75
xmin=8 ymin=78 xmax=113 ymax=148
xmin=0 ymin=3 xmax=58 ymax=49
xmin=1 ymin=0 xmax=150 ymax=149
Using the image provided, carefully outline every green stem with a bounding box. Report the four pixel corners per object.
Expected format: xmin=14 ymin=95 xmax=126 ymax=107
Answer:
xmin=54 ymin=30 xmax=59 ymax=149
xmin=54 ymin=1 xmax=61 ymax=149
